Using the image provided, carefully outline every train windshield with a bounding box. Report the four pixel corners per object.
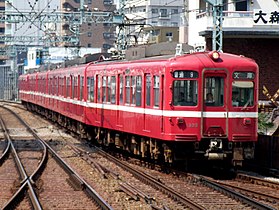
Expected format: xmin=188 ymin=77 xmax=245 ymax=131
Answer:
xmin=232 ymin=81 xmax=254 ymax=107
xmin=173 ymin=80 xmax=198 ymax=106
xmin=204 ymin=77 xmax=224 ymax=106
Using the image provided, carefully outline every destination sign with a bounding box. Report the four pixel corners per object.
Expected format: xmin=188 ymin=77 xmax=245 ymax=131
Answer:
xmin=173 ymin=70 xmax=198 ymax=79
xmin=233 ymin=72 xmax=255 ymax=80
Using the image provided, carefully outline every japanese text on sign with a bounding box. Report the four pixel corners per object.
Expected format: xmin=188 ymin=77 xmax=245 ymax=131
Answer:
xmin=254 ymin=9 xmax=279 ymax=25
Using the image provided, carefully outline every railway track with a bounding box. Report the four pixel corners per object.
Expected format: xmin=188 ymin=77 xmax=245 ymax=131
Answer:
xmin=2 ymin=101 xmax=279 ymax=209
xmin=0 ymin=105 xmax=112 ymax=210
xmin=208 ymin=172 xmax=279 ymax=209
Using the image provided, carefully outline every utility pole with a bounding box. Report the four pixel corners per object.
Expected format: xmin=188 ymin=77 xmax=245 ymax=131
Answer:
xmin=203 ymin=0 xmax=223 ymax=52
xmin=116 ymin=0 xmax=127 ymax=57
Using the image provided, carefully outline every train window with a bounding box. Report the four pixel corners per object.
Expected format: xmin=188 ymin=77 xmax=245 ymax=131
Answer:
xmin=54 ymin=77 xmax=57 ymax=95
xmin=48 ymin=78 xmax=51 ymax=94
xmin=80 ymin=76 xmax=84 ymax=100
xmin=54 ymin=78 xmax=57 ymax=95
xmin=119 ymin=75 xmax=123 ymax=104
xmin=204 ymin=77 xmax=224 ymax=106
xmin=56 ymin=77 xmax=59 ymax=95
xmin=136 ymin=76 xmax=142 ymax=107
xmin=107 ymin=77 xmax=111 ymax=103
xmin=232 ymin=81 xmax=254 ymax=107
xmin=111 ymin=76 xmax=116 ymax=104
xmin=51 ymin=78 xmax=54 ymax=95
xmin=73 ymin=76 xmax=78 ymax=99
xmin=102 ymin=76 xmax=107 ymax=102
xmin=58 ymin=77 xmax=61 ymax=95
xmin=131 ymin=76 xmax=136 ymax=105
xmin=97 ymin=75 xmax=101 ymax=102
xmin=87 ymin=77 xmax=94 ymax=102
xmin=125 ymin=76 xmax=131 ymax=104
xmin=153 ymin=75 xmax=160 ymax=107
xmin=68 ymin=77 xmax=70 ymax=97
xmin=71 ymin=76 xmax=74 ymax=98
xmin=61 ymin=77 xmax=64 ymax=96
xmin=146 ymin=75 xmax=151 ymax=106
xmin=173 ymin=80 xmax=197 ymax=106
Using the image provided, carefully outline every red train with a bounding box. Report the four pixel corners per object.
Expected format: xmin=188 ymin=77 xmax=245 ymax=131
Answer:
xmin=19 ymin=51 xmax=258 ymax=167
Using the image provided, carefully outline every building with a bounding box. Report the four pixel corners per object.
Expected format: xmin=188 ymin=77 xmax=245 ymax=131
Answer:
xmin=24 ymin=46 xmax=101 ymax=73
xmin=186 ymin=0 xmax=279 ymax=100
xmin=123 ymin=0 xmax=184 ymax=46
xmin=0 ymin=0 xmax=118 ymax=99
xmin=0 ymin=0 xmax=8 ymax=65
xmin=61 ymin=0 xmax=117 ymax=52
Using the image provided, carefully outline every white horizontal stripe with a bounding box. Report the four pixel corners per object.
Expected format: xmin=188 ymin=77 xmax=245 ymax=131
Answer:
xmin=20 ymin=91 xmax=258 ymax=118
xmin=203 ymin=112 xmax=227 ymax=118
xmin=228 ymin=112 xmax=258 ymax=118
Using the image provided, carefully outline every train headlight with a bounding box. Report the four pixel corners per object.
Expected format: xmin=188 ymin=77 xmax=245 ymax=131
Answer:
xmin=209 ymin=51 xmax=220 ymax=61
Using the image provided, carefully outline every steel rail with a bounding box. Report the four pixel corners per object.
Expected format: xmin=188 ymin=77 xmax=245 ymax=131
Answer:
xmin=96 ymin=147 xmax=206 ymax=210
xmin=199 ymin=175 xmax=276 ymax=210
xmin=0 ymin=115 xmax=10 ymax=169
xmin=41 ymin=140 xmax=114 ymax=210
xmin=2 ymin=105 xmax=113 ymax=210
xmin=0 ymin=114 xmax=43 ymax=210
xmin=1 ymin=105 xmax=48 ymax=183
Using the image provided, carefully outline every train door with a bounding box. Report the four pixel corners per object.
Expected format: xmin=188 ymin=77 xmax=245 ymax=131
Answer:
xmin=202 ymin=70 xmax=228 ymax=138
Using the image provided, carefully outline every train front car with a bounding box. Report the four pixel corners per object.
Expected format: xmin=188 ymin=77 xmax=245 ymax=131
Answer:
xmin=164 ymin=51 xmax=258 ymax=167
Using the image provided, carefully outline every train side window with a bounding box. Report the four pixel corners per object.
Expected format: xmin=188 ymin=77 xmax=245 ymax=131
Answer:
xmin=61 ymin=77 xmax=64 ymax=96
xmin=71 ymin=76 xmax=74 ymax=98
xmin=111 ymin=76 xmax=116 ymax=104
xmin=80 ymin=76 xmax=84 ymax=100
xmin=66 ymin=77 xmax=70 ymax=98
xmin=102 ymin=76 xmax=107 ymax=102
xmin=48 ymin=78 xmax=51 ymax=94
xmin=75 ymin=76 xmax=78 ymax=99
xmin=173 ymin=80 xmax=198 ymax=106
xmin=107 ymin=76 xmax=111 ymax=103
xmin=131 ymin=76 xmax=136 ymax=105
xmin=153 ymin=75 xmax=160 ymax=107
xmin=146 ymin=74 xmax=151 ymax=106
xmin=54 ymin=77 xmax=57 ymax=95
xmin=97 ymin=75 xmax=101 ymax=102
xmin=53 ymin=77 xmax=58 ymax=95
xmin=136 ymin=76 xmax=142 ymax=107
xmin=119 ymin=75 xmax=123 ymax=105
xmin=75 ymin=77 xmax=77 ymax=98
xmin=56 ymin=77 xmax=58 ymax=95
xmin=87 ymin=77 xmax=95 ymax=102
xmin=125 ymin=76 xmax=131 ymax=104
xmin=58 ymin=77 xmax=61 ymax=95
xmin=51 ymin=78 xmax=54 ymax=95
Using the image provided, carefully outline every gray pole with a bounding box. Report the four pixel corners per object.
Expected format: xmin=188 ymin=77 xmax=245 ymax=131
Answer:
xmin=204 ymin=0 xmax=223 ymax=51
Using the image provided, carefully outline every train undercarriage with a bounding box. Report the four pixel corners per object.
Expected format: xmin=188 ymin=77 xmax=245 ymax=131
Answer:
xmin=23 ymin=102 xmax=255 ymax=168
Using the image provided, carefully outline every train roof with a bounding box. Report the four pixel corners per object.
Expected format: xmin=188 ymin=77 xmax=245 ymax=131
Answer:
xmin=20 ymin=51 xmax=258 ymax=78
xmin=89 ymin=51 xmax=258 ymax=68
